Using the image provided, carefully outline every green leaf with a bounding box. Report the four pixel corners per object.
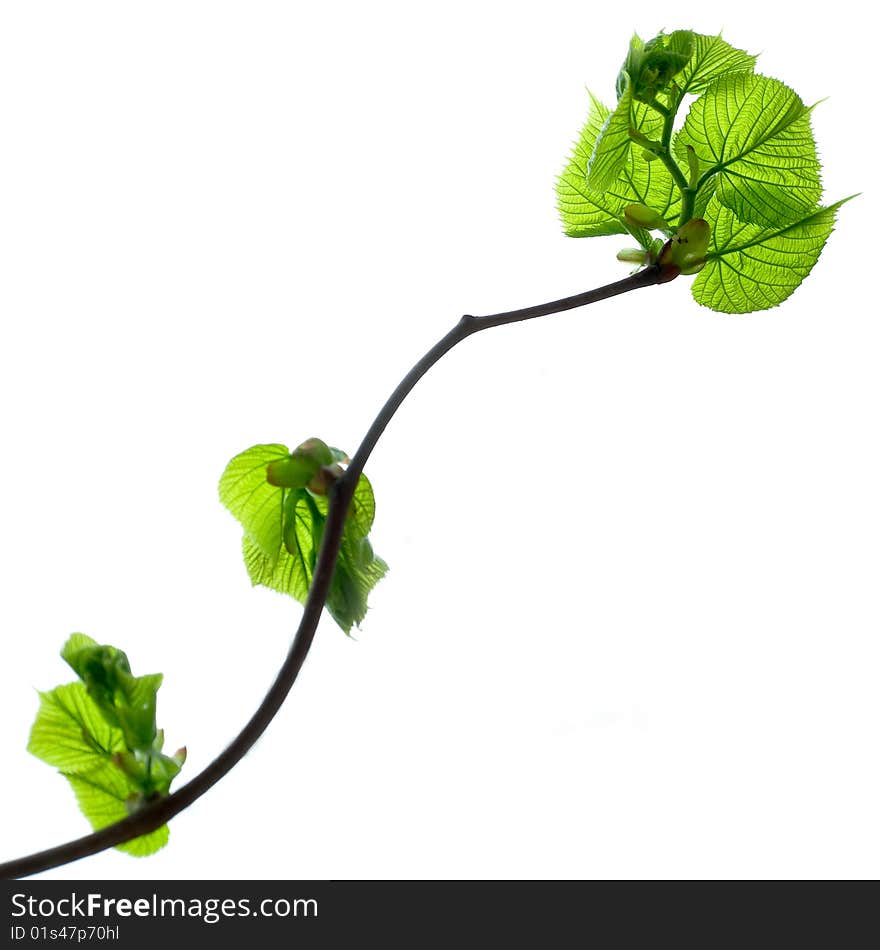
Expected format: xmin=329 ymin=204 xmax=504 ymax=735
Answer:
xmin=557 ymin=93 xmax=624 ymax=238
xmin=245 ymin=487 xmax=314 ymax=603
xmin=219 ymin=443 xmax=290 ymax=564
xmin=586 ymin=75 xmax=636 ymax=191
xmin=28 ymin=682 xmax=173 ymax=856
xmin=65 ymin=771 xmax=169 ymax=857
xmin=692 ymin=178 xmax=717 ymax=220
xmin=675 ymin=32 xmax=757 ymax=94
xmin=310 ymin=480 xmax=388 ymax=629
xmin=346 ymin=472 xmax=377 ymax=540
xmin=676 ymin=73 xmax=821 ymax=229
xmin=60 ymin=634 xmax=162 ymax=753
xmin=28 ymin=682 xmax=125 ymax=774
xmin=691 ymin=195 xmax=850 ymax=313
xmin=242 ymin=474 xmax=388 ymax=633
xmin=60 ymin=632 xmax=100 ymax=665
xmin=117 ymin=673 xmax=163 ymax=751
xmin=61 ymin=637 xmax=131 ymax=697
xmin=557 ymin=92 xmax=681 ymax=243
xmin=329 ymin=536 xmax=389 ymax=633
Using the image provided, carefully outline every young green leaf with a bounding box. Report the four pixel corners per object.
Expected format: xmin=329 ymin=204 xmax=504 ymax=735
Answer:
xmin=61 ymin=635 xmax=163 ymax=753
xmin=28 ymin=682 xmax=126 ymax=774
xmin=242 ymin=474 xmax=388 ymax=634
xmin=675 ymin=73 xmax=821 ymax=229
xmin=309 ymin=476 xmax=388 ymax=630
xmin=218 ymin=443 xmax=290 ymax=565
xmin=586 ymin=75 xmax=637 ymax=191
xmin=557 ymin=93 xmax=680 ymax=244
xmin=345 ymin=471 xmax=378 ymax=540
xmin=327 ymin=535 xmax=389 ymax=633
xmin=66 ymin=770 xmax=170 ymax=858
xmin=690 ymin=195 xmax=851 ymax=313
xmin=557 ymin=93 xmax=628 ymax=239
xmin=242 ymin=487 xmax=314 ymax=605
xmin=675 ymin=32 xmax=757 ymax=94
xmin=60 ymin=632 xmax=101 ymax=666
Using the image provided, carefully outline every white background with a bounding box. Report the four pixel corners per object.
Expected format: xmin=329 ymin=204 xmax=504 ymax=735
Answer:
xmin=0 ymin=1 xmax=876 ymax=880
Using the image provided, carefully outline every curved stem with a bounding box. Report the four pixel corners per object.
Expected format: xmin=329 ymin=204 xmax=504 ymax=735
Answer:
xmin=648 ymin=92 xmax=694 ymax=228
xmin=0 ymin=264 xmax=667 ymax=879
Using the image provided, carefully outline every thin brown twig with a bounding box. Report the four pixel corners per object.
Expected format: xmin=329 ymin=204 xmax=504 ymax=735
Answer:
xmin=0 ymin=264 xmax=667 ymax=879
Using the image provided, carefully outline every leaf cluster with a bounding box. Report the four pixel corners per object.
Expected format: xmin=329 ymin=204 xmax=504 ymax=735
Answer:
xmin=558 ymin=30 xmax=852 ymax=313
xmin=28 ymin=635 xmax=183 ymax=856
xmin=219 ymin=439 xmax=388 ymax=634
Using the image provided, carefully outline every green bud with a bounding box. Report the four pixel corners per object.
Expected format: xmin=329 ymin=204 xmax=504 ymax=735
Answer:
xmin=147 ymin=751 xmax=184 ymax=797
xmin=618 ymin=30 xmax=694 ymax=103
xmin=627 ymin=127 xmax=661 ymax=152
xmin=641 ymin=148 xmax=658 ymax=162
xmin=616 ymin=248 xmax=648 ymax=264
xmin=266 ymin=454 xmax=318 ymax=488
xmin=266 ymin=437 xmax=336 ymax=488
xmin=296 ymin=437 xmax=334 ymax=467
xmin=679 ymin=259 xmax=706 ymax=276
xmin=659 ymin=218 xmax=711 ymax=275
xmin=623 ymin=203 xmax=668 ymax=231
xmin=115 ymin=747 xmax=183 ymax=798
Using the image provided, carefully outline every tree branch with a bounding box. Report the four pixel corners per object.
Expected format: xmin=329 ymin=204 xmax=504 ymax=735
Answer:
xmin=0 ymin=264 xmax=668 ymax=879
